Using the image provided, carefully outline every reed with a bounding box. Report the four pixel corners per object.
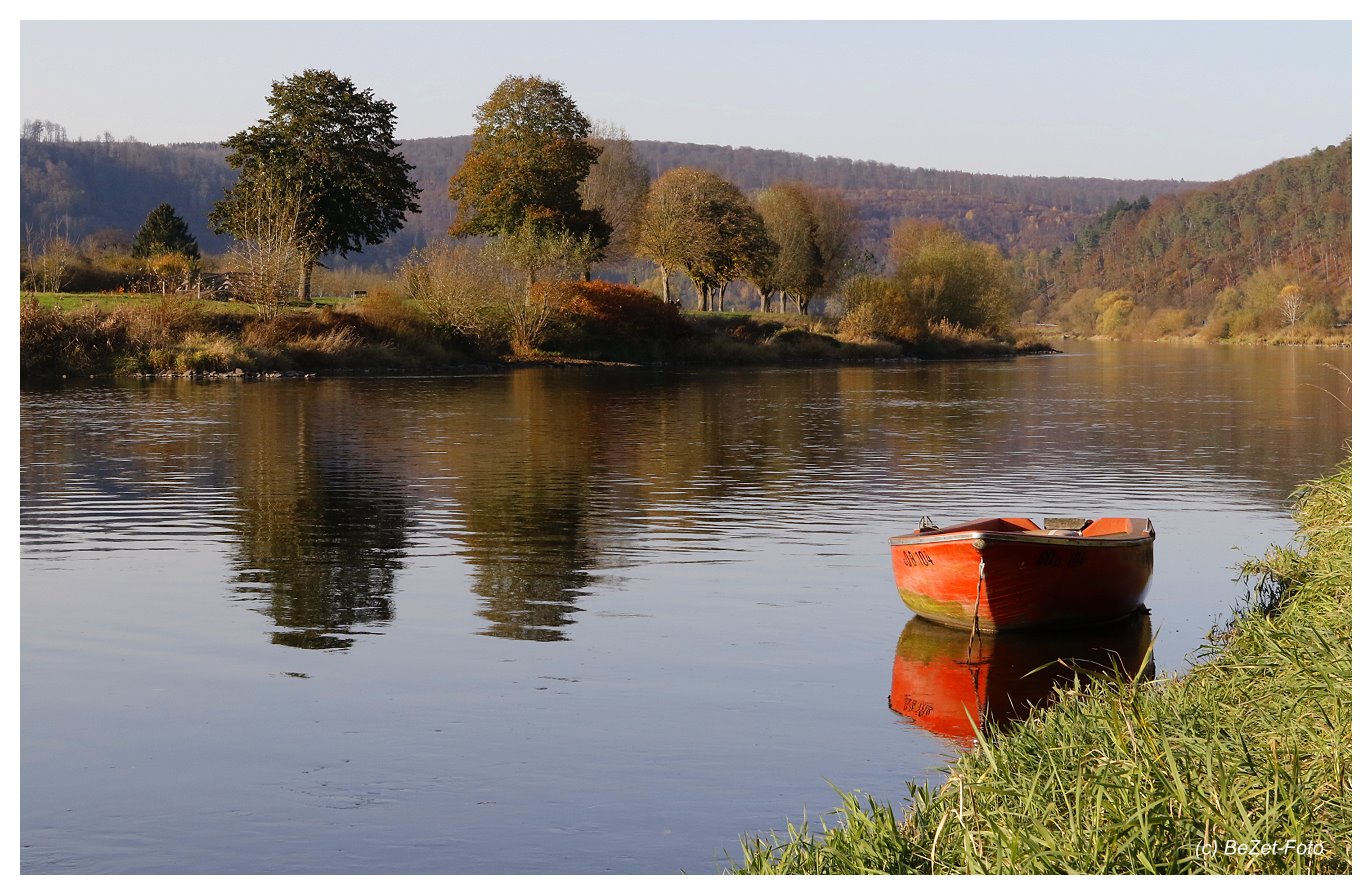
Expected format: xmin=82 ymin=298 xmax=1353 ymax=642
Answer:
xmin=733 ymin=460 xmax=1351 ymax=874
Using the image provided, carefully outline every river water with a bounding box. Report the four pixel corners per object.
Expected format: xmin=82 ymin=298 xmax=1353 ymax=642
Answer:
xmin=20 ymin=342 xmax=1351 ymax=874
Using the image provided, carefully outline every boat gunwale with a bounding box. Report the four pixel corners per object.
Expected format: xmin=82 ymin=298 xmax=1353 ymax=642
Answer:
xmin=888 ymin=528 xmax=1155 ymax=549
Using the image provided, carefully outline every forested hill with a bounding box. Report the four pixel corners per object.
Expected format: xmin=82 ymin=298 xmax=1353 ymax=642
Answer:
xmin=1034 ymin=138 xmax=1351 ymax=314
xmin=20 ymin=139 xmax=238 ymax=252
xmin=21 ymin=133 xmax=1201 ymax=266
xmin=629 ymin=140 xmax=1194 ymax=208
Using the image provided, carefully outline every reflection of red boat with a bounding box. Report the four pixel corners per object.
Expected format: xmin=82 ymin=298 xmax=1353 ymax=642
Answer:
xmin=888 ymin=517 xmax=1155 ymax=632
xmin=889 ymin=612 xmax=1154 ymax=746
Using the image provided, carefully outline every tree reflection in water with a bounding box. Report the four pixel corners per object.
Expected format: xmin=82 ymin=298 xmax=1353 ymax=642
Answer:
xmin=230 ymin=388 xmax=407 ymax=650
xmin=462 ymin=487 xmax=593 ymax=642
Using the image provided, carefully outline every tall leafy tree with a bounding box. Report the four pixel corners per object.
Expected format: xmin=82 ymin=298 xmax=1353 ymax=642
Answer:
xmin=688 ymin=180 xmax=773 ymax=312
xmin=752 ymin=184 xmax=822 ymax=313
xmin=751 ymin=183 xmax=857 ymax=315
xmin=635 ymin=167 xmax=774 ymax=310
xmin=449 ymin=74 xmax=609 ymax=281
xmin=131 ymin=202 xmax=200 ymax=259
xmin=210 ymin=69 xmax=420 ymax=301
xmin=635 ymin=167 xmax=713 ymax=305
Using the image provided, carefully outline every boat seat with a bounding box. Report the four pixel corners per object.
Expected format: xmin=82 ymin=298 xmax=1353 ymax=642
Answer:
xmin=1043 ymin=529 xmax=1083 ymax=537
xmin=1043 ymin=517 xmax=1091 ymax=531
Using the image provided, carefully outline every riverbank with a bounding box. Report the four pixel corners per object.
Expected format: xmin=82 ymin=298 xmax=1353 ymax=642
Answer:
xmin=18 ymin=293 xmax=1055 ymax=380
xmin=733 ymin=460 xmax=1352 ymax=874
xmin=1052 ymin=330 xmax=1352 ymax=349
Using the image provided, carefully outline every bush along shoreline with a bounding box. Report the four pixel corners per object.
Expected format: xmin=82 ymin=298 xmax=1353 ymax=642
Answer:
xmin=733 ymin=460 xmax=1352 ymax=874
xmin=18 ymin=286 xmax=1056 ymax=382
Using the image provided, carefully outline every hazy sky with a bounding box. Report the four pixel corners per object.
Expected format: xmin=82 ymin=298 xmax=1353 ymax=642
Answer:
xmin=17 ymin=11 xmax=1355 ymax=182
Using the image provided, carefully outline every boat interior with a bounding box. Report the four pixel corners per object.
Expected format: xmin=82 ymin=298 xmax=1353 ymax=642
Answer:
xmin=915 ymin=517 xmax=1152 ymax=539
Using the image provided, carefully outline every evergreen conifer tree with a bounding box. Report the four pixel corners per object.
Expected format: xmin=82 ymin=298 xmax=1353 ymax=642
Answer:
xmin=132 ymin=203 xmax=200 ymax=259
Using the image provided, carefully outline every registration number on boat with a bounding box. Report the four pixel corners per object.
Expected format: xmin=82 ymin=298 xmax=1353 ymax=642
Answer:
xmin=900 ymin=549 xmax=935 ymax=567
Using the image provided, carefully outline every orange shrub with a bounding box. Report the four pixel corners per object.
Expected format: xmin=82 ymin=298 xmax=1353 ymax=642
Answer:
xmin=536 ymin=280 xmax=688 ymax=357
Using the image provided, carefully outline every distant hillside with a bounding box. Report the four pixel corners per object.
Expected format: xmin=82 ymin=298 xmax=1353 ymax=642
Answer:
xmin=1034 ymin=138 xmax=1351 ymax=313
xmin=20 ymin=139 xmax=237 ymax=253
xmin=20 ymin=134 xmax=1202 ymax=269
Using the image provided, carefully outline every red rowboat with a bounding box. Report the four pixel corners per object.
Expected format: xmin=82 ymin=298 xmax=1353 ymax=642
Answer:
xmin=888 ymin=516 xmax=1155 ymax=632
xmin=889 ymin=613 xmax=1154 ymax=746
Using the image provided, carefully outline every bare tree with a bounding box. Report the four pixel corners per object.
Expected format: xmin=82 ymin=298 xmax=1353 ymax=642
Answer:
xmin=21 ymin=119 xmax=68 ymax=143
xmin=21 ymin=224 xmax=79 ymax=295
xmin=223 ymin=175 xmax=312 ymax=318
xmin=403 ymin=242 xmax=523 ymax=353
xmin=403 ymin=239 xmax=568 ymax=357
xmin=1279 ymin=284 xmax=1307 ymax=327
xmin=579 ymin=121 xmax=650 ymax=268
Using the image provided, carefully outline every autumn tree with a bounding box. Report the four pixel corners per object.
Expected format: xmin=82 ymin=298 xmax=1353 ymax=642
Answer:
xmin=210 ymin=69 xmax=420 ymax=302
xmin=809 ymin=187 xmax=859 ymax=302
xmin=635 ymin=168 xmax=712 ymax=305
xmin=842 ymin=219 xmax=1018 ymax=340
xmin=449 ymin=75 xmax=609 ymax=287
xmin=752 ymin=185 xmax=813 ymax=313
xmin=888 ymin=219 xmax=1017 ymax=333
xmin=688 ymin=179 xmax=773 ymax=312
xmin=634 ymin=167 xmax=773 ymax=310
xmin=748 ymin=182 xmax=857 ymax=315
xmin=490 ymin=218 xmax=603 ymax=289
xmin=132 ymin=203 xmax=200 ymax=260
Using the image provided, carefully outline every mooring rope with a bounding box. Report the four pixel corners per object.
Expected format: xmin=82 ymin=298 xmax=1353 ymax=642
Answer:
xmin=966 ymin=557 xmax=986 ymax=658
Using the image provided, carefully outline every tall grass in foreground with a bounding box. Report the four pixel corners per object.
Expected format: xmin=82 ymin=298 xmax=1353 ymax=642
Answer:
xmin=734 ymin=461 xmax=1351 ymax=874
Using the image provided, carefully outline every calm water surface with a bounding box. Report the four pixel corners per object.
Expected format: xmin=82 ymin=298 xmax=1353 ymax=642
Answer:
xmin=20 ymin=342 xmax=1351 ymax=874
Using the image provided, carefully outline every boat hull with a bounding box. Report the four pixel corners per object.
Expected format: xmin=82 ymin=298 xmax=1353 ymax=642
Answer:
xmin=888 ymin=518 xmax=1154 ymax=632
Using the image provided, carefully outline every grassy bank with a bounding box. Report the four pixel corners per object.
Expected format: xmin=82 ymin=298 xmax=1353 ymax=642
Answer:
xmin=734 ymin=460 xmax=1352 ymax=874
xmin=1056 ymin=330 xmax=1352 ymax=349
xmin=18 ymin=293 xmax=472 ymax=378
xmin=679 ymin=313 xmax=1051 ymax=365
xmin=18 ymin=292 xmax=1053 ymax=379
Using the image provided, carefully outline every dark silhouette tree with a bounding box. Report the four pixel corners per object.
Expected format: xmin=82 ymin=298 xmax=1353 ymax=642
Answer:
xmin=210 ymin=69 xmax=420 ymax=301
xmin=131 ymin=202 xmax=200 ymax=259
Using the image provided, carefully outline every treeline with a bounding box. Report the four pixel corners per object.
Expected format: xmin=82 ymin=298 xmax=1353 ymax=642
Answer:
xmin=628 ymin=140 xmax=1198 ymax=206
xmin=20 ymin=71 xmax=1053 ymax=379
xmin=19 ymin=131 xmax=1200 ymax=269
xmin=21 ymin=104 xmax=1351 ymax=348
xmin=1024 ymin=139 xmax=1351 ymax=339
